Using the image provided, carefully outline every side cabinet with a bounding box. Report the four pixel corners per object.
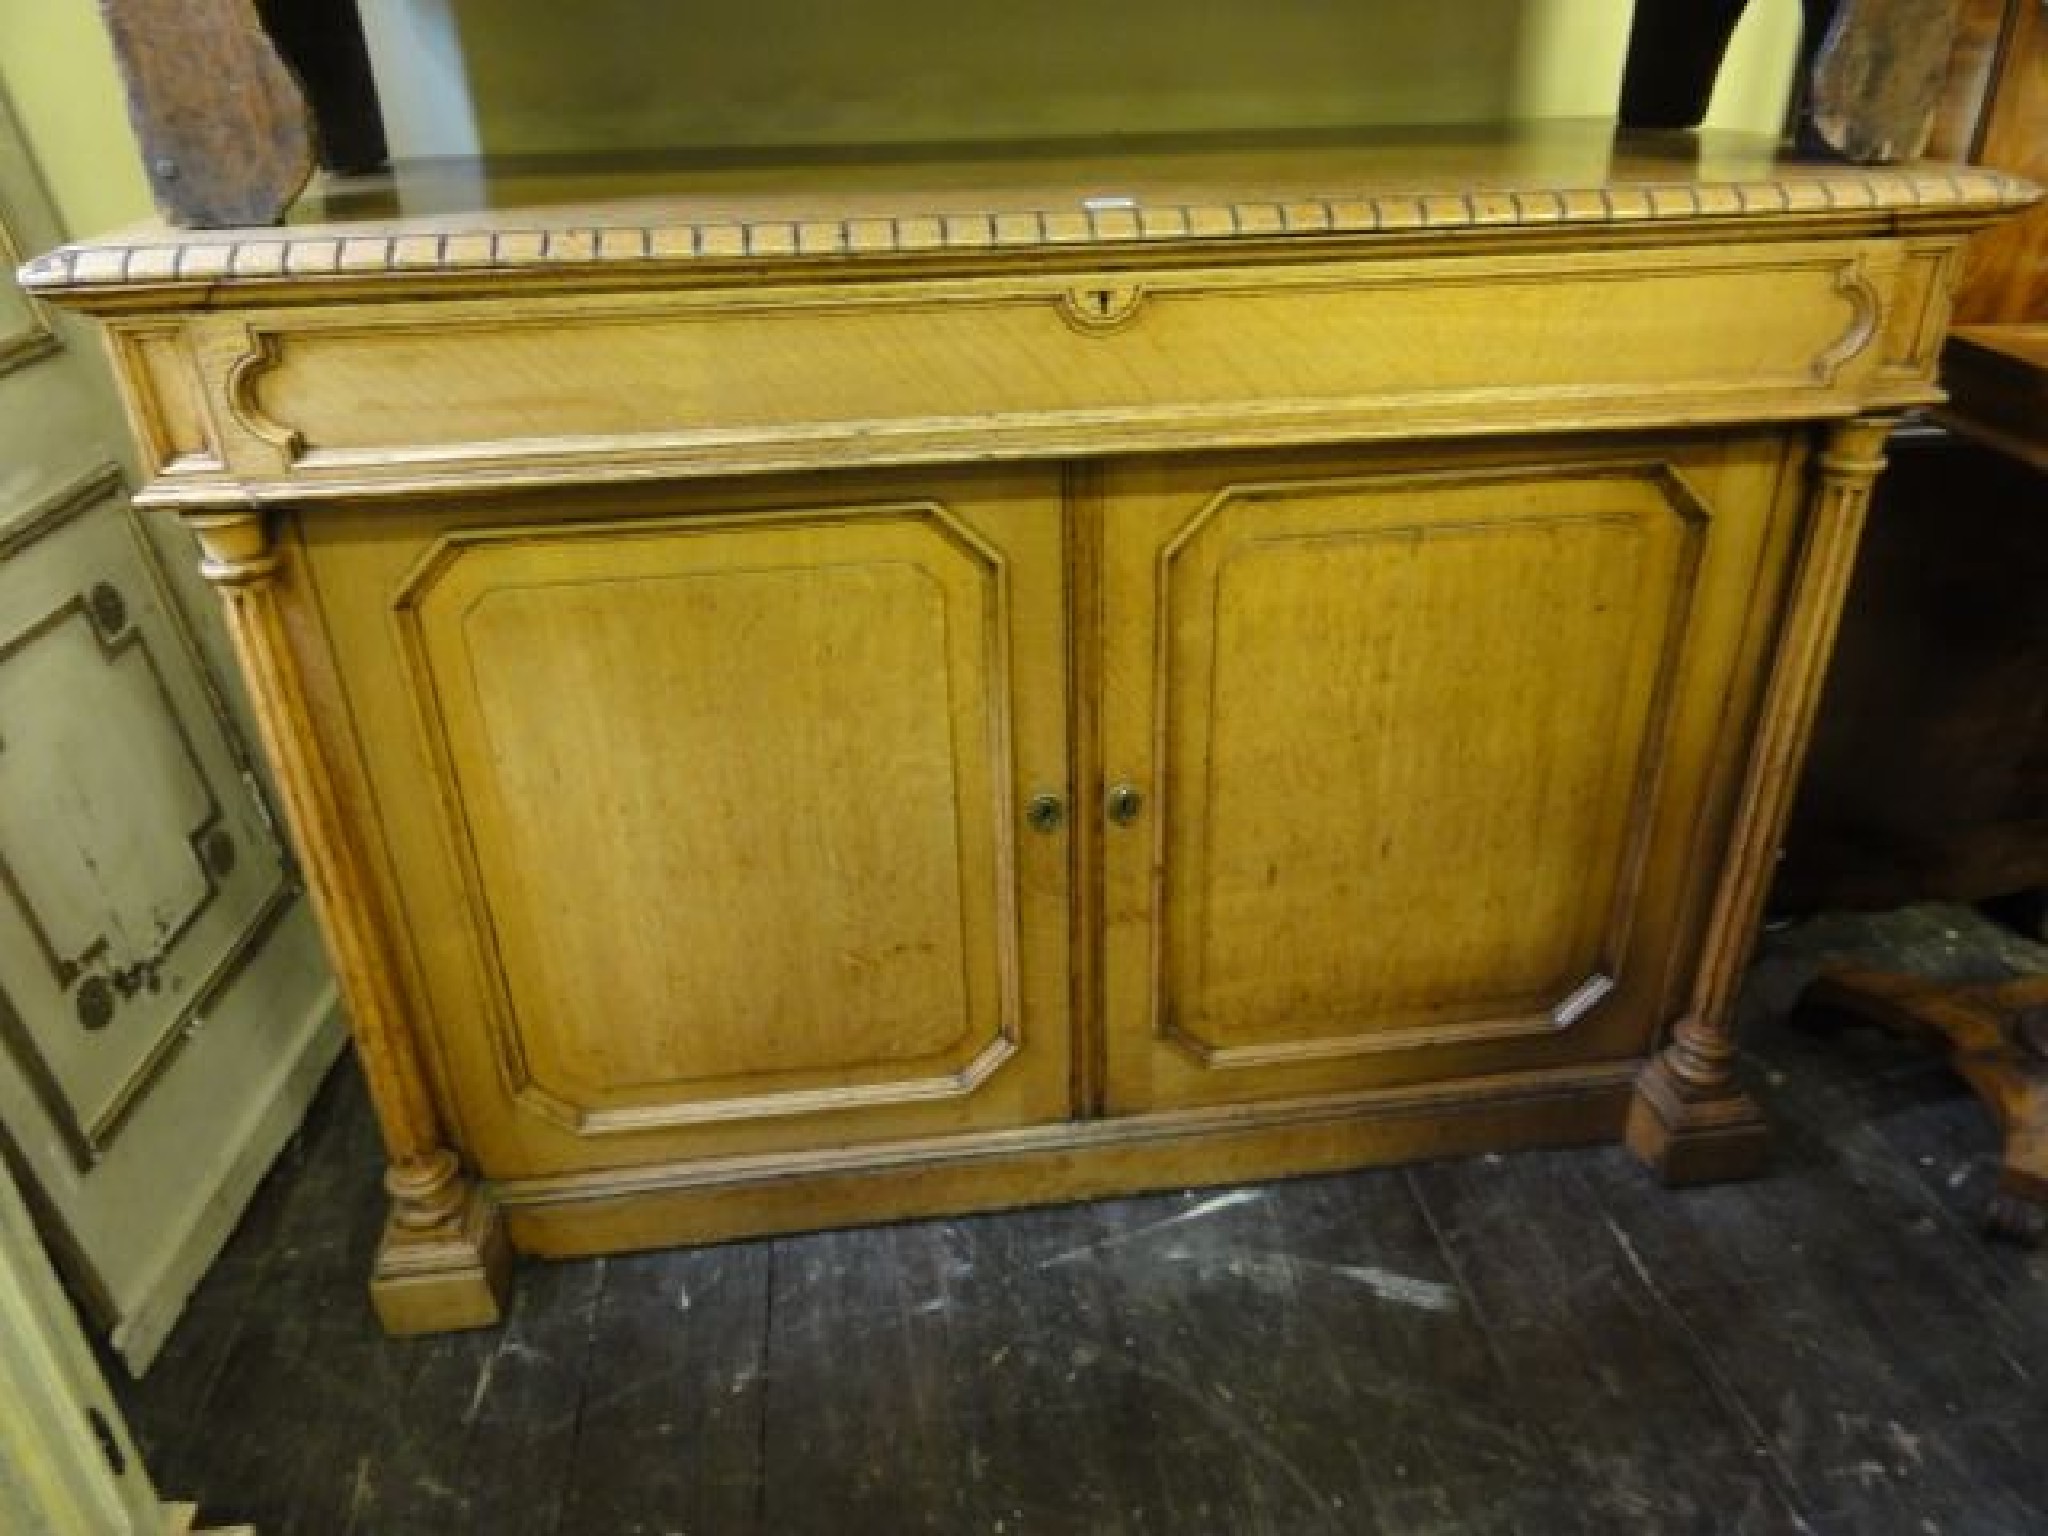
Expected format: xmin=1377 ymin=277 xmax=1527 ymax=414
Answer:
xmin=27 ymin=137 xmax=2032 ymax=1328
xmin=1100 ymin=436 xmax=1807 ymax=1110
xmin=291 ymin=467 xmax=1074 ymax=1177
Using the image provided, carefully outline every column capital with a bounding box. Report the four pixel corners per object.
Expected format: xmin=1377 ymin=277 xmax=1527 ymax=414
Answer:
xmin=182 ymin=508 xmax=279 ymax=587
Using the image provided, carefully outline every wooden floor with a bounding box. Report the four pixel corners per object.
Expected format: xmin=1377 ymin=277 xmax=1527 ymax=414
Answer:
xmin=118 ymin=908 xmax=2048 ymax=1536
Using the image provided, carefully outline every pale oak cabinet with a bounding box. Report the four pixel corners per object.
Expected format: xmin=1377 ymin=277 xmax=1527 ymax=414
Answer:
xmin=22 ymin=132 xmax=2037 ymax=1330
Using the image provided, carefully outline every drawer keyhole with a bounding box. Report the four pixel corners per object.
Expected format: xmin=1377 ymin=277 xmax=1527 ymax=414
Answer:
xmin=1059 ymin=284 xmax=1144 ymax=334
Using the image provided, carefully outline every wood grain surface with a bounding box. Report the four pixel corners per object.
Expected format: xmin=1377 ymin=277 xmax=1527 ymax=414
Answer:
xmin=1949 ymin=0 xmax=2048 ymax=322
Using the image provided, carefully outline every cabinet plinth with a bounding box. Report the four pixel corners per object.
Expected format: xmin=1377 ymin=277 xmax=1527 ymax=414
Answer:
xmin=26 ymin=128 xmax=2038 ymax=1329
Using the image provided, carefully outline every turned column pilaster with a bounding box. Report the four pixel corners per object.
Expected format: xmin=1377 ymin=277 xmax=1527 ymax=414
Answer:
xmin=185 ymin=508 xmax=507 ymax=1330
xmin=1627 ymin=415 xmax=1898 ymax=1184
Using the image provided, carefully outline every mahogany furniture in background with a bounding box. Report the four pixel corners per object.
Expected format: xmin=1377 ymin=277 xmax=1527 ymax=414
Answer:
xmin=1784 ymin=0 xmax=2047 ymax=916
xmin=1787 ymin=0 xmax=2048 ymax=1240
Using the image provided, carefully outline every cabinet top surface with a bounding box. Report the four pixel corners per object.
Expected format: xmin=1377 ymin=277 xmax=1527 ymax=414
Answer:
xmin=22 ymin=123 xmax=2038 ymax=310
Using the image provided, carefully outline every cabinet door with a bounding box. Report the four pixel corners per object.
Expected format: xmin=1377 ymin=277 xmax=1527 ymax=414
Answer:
xmin=1100 ymin=437 xmax=1803 ymax=1112
xmin=300 ymin=467 xmax=1070 ymax=1174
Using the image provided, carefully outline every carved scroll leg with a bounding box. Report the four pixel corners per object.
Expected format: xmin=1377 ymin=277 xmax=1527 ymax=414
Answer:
xmin=1980 ymin=1073 xmax=2048 ymax=1246
xmin=1629 ymin=417 xmax=1898 ymax=1185
xmin=1801 ymin=970 xmax=2048 ymax=1243
xmin=1934 ymin=980 xmax=2048 ymax=1244
xmin=187 ymin=510 xmax=509 ymax=1333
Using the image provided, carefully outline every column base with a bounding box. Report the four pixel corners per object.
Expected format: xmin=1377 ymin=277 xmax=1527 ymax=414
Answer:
xmin=370 ymin=1181 xmax=511 ymax=1335
xmin=1625 ymin=1053 xmax=1771 ymax=1186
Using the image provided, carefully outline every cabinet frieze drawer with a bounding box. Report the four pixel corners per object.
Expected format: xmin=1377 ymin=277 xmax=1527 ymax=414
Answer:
xmin=134 ymin=241 xmax=1905 ymax=497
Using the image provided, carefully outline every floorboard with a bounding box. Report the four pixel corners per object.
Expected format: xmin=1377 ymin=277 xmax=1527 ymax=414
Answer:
xmin=113 ymin=907 xmax=2048 ymax=1535
xmin=1407 ymin=1154 xmax=1809 ymax=1534
xmin=555 ymin=1244 xmax=771 ymax=1536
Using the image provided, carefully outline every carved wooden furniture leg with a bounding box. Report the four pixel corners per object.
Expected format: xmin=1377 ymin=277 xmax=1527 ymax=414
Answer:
xmin=1801 ymin=968 xmax=2048 ymax=1241
xmin=185 ymin=510 xmax=509 ymax=1332
xmin=1628 ymin=416 xmax=1897 ymax=1184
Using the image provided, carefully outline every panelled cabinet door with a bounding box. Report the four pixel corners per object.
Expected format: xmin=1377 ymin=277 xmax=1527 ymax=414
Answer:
xmin=1100 ymin=436 xmax=1806 ymax=1112
xmin=298 ymin=467 xmax=1071 ymax=1175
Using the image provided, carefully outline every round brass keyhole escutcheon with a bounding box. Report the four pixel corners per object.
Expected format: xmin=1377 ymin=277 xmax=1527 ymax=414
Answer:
xmin=1106 ymin=782 xmax=1144 ymax=827
xmin=1025 ymin=792 xmax=1066 ymax=834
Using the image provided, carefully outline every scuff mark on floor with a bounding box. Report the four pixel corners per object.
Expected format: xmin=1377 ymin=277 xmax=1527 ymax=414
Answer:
xmin=1887 ymin=1421 xmax=1925 ymax=1468
xmin=1037 ymin=1189 xmax=1266 ymax=1268
xmin=1324 ymin=1260 xmax=1461 ymax=1312
xmin=1155 ymin=1245 xmax=1460 ymax=1311
xmin=464 ymin=1352 xmax=499 ymax=1426
xmin=413 ymin=1474 xmax=465 ymax=1505
xmin=344 ymin=1455 xmax=373 ymax=1528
